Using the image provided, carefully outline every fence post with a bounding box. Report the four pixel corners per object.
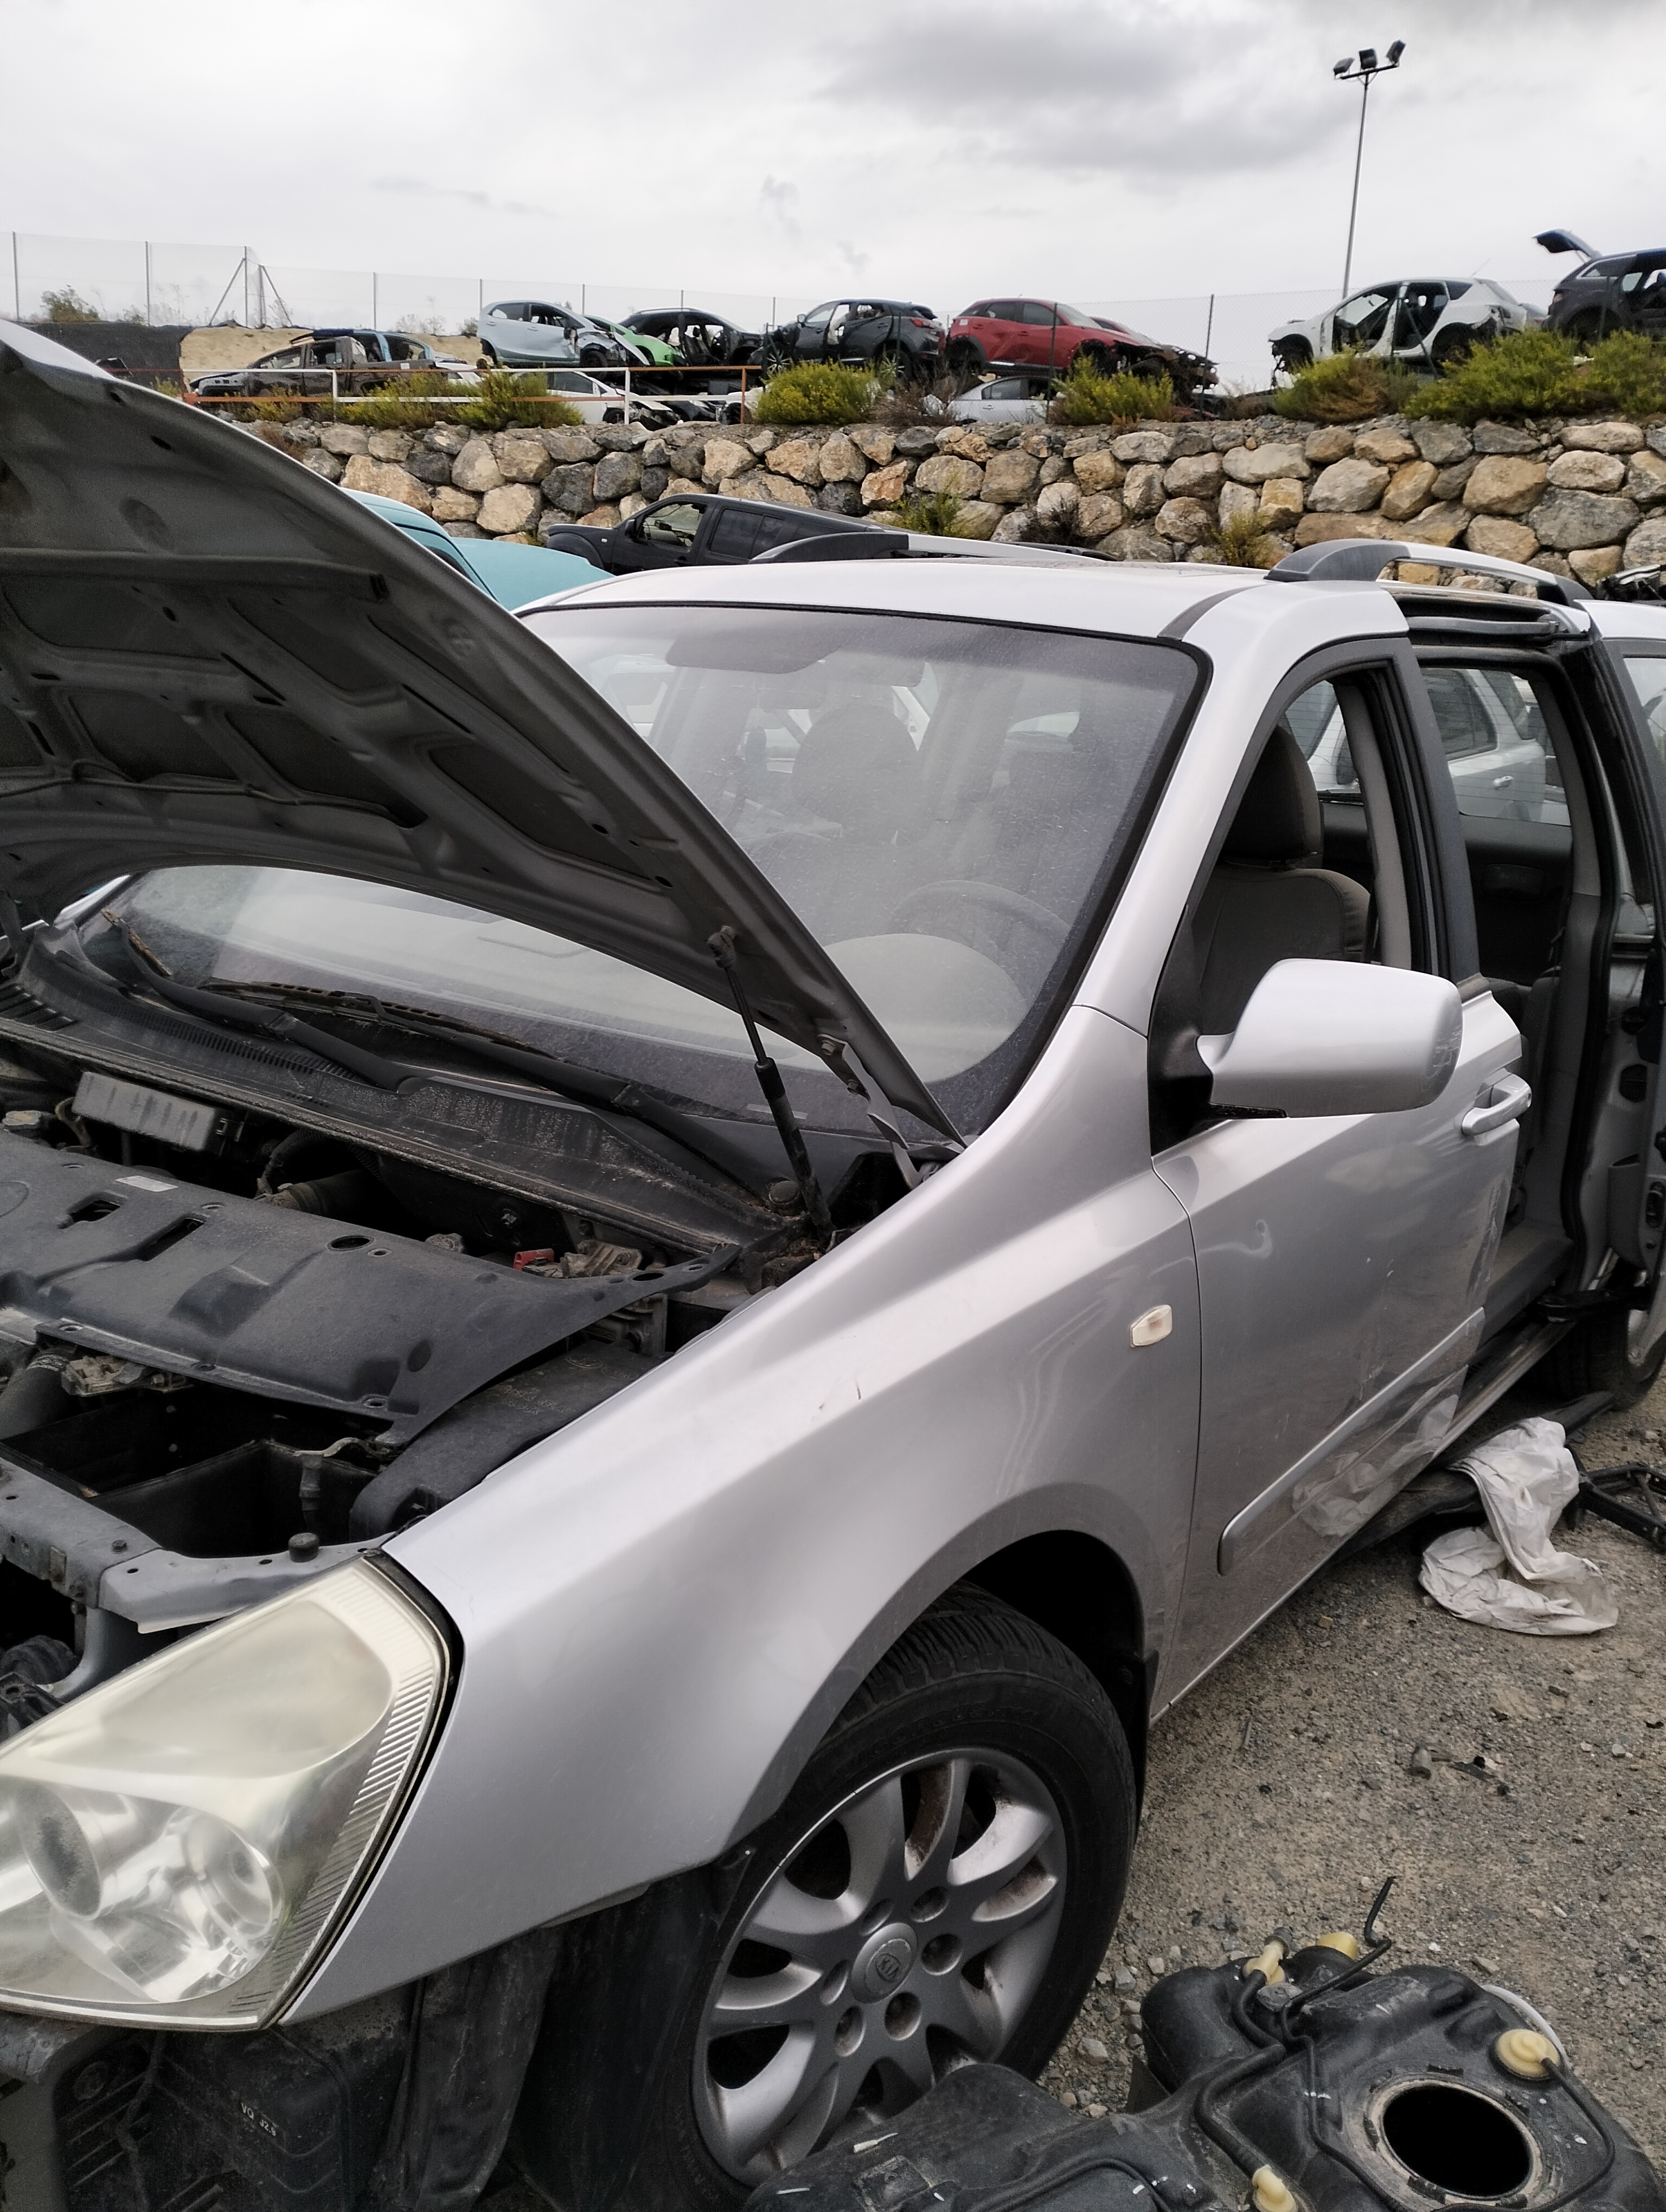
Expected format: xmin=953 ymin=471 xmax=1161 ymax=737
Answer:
xmin=10 ymin=233 xmax=19 ymax=323
xmin=144 ymin=241 xmax=152 ymax=328
xmin=1204 ymin=293 xmax=1215 ymax=358
xmin=243 ymin=249 xmax=251 ymax=328
xmin=372 ymin=272 xmax=378 ymax=328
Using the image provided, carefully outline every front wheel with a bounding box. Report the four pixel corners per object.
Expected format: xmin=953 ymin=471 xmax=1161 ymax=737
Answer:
xmin=517 ymin=1586 xmax=1136 ymax=2210
xmin=1273 ymin=341 xmax=1312 ymax=377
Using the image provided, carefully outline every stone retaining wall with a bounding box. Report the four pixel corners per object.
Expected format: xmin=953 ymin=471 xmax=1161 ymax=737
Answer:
xmin=258 ymin=407 xmax=1666 ymax=578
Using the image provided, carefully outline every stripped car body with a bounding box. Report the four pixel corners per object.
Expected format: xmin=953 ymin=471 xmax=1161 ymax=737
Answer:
xmin=4 ymin=321 xmax=1666 ymax=2208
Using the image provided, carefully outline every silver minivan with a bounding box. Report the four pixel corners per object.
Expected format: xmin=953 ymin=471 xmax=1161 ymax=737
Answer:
xmin=3 ymin=323 xmax=1666 ymax=2211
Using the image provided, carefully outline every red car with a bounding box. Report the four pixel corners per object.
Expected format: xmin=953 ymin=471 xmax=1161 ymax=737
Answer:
xmin=946 ymin=296 xmax=1213 ymax=395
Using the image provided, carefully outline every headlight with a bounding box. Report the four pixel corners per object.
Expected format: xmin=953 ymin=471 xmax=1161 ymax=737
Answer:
xmin=0 ymin=1562 xmax=447 ymax=2028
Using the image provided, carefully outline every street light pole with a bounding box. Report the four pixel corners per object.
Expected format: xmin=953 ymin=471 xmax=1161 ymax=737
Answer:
xmin=1334 ymin=41 xmax=1405 ymax=301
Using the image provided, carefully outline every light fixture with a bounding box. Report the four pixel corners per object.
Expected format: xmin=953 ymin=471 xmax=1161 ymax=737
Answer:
xmin=1332 ymin=40 xmax=1407 ymax=299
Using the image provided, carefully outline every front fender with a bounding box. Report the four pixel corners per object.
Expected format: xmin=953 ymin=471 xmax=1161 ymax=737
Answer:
xmin=287 ymin=1005 xmax=1200 ymax=2018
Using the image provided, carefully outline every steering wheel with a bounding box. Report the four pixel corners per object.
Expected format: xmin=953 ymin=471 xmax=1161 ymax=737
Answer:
xmin=888 ymin=879 xmax=1070 ymax=954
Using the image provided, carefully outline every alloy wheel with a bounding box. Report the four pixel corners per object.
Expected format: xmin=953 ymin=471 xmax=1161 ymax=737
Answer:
xmin=693 ymin=1750 xmax=1067 ymax=2183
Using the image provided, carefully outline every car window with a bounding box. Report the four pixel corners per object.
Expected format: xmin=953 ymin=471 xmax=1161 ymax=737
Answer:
xmin=1018 ymin=303 xmax=1059 ymax=326
xmin=1624 ymin=657 xmax=1666 ymax=766
xmin=1335 ymin=289 xmax=1394 ymax=345
xmin=964 ymin=303 xmax=993 ymax=318
xmin=986 ymin=301 xmax=1023 ymax=323
xmin=260 ymin=348 xmax=304 ymax=368
xmin=799 ymin=305 xmax=834 ymax=332
xmin=638 ymin=501 xmax=702 ymax=550
xmin=547 ymin=371 xmax=593 ymax=393
xmin=1057 ymin=305 xmax=1099 ymax=326
xmin=1428 ymin=667 xmax=1566 ymax=824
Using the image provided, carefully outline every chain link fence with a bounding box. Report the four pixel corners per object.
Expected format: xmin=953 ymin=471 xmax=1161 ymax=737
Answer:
xmin=7 ymin=232 xmax=1559 ymax=392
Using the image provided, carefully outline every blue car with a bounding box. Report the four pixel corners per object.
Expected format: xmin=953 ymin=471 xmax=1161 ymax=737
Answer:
xmin=345 ymin=489 xmax=607 ymax=607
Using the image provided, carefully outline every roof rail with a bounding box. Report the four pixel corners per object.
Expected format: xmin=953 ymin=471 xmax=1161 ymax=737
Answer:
xmin=1267 ymin=537 xmax=1591 ymax=608
xmin=753 ymin=530 xmax=1094 ymax=569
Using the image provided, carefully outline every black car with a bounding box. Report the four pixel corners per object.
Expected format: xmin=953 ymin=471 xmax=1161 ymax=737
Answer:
xmin=761 ymin=298 xmax=943 ymax=375
xmin=541 ymin=492 xmax=888 ymax=573
xmin=1540 ymin=239 xmax=1666 ymax=342
xmin=189 ymin=329 xmax=480 ymax=398
xmin=621 ymin=308 xmax=761 ymax=369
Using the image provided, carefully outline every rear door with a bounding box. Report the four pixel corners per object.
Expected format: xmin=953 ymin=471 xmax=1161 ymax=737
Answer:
xmin=982 ymin=302 xmax=1028 ymax=369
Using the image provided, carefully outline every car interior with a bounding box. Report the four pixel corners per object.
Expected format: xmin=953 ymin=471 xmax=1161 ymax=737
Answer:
xmin=1149 ymin=621 xmax=1660 ymax=1360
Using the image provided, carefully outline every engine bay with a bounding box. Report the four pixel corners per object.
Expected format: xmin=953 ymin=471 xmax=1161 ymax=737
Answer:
xmin=0 ymin=1017 xmax=897 ymax=1703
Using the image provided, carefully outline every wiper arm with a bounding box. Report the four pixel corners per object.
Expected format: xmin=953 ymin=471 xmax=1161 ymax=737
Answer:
xmin=101 ymin=918 xmax=412 ymax=1091
xmin=209 ymin=981 xmax=788 ymax=1195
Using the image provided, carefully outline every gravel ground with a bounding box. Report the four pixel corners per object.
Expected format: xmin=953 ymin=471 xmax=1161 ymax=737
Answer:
xmin=1040 ymin=1379 xmax=1666 ymax=2165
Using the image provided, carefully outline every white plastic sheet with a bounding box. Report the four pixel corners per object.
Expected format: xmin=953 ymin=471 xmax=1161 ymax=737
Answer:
xmin=1419 ymin=1417 xmax=1618 ymax=1635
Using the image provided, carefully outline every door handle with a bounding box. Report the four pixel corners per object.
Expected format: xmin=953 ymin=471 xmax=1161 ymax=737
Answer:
xmin=1492 ymin=775 xmax=1513 ymax=788
xmin=1461 ymin=1070 xmax=1532 ymax=1140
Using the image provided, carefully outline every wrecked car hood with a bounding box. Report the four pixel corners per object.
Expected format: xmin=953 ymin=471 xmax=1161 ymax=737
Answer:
xmin=0 ymin=321 xmax=952 ymax=1138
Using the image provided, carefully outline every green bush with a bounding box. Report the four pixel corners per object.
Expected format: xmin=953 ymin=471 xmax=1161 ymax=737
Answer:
xmin=1406 ymin=326 xmax=1666 ymax=422
xmin=39 ymin=286 xmax=100 ymax=324
xmin=1274 ymin=350 xmax=1421 ymax=423
xmin=1049 ymin=355 xmax=1174 ymax=426
xmin=752 ymin=361 xmax=880 ymax=425
xmin=889 ymin=488 xmax=967 ymax=536
xmin=1209 ymin=510 xmax=1282 ymax=568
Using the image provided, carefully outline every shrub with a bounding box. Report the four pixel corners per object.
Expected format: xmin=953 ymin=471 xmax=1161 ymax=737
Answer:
xmin=752 ymin=361 xmax=881 ymax=425
xmin=1274 ymin=350 xmax=1421 ymax=423
xmin=1405 ymin=325 xmax=1666 ymax=422
xmin=890 ymin=488 xmax=967 ymax=536
xmin=1049 ymin=355 xmax=1175 ymax=426
xmin=1209 ymin=511 xmax=1282 ymax=568
xmin=39 ymin=286 xmax=100 ymax=324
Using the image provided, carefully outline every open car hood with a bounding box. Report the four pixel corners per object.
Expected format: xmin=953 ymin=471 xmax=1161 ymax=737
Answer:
xmin=0 ymin=323 xmax=954 ymax=1139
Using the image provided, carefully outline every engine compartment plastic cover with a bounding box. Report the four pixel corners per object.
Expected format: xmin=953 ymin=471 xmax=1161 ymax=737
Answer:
xmin=0 ymin=1130 xmax=726 ymax=1443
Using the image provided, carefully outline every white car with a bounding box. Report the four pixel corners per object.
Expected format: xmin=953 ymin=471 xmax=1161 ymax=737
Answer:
xmin=1271 ymin=278 xmax=1535 ymax=376
xmin=542 ymin=367 xmax=697 ymax=428
xmin=1293 ymin=665 xmax=1566 ymax=824
xmin=945 ymin=375 xmax=1049 ymax=424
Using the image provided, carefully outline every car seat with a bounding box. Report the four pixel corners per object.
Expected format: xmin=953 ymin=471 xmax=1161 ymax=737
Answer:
xmin=1191 ymin=724 xmax=1372 ymax=1032
xmin=748 ymin=704 xmax=924 ymax=942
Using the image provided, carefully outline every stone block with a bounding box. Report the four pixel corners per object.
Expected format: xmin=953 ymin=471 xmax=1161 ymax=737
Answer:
xmin=1036 ymin=479 xmax=1080 ymax=526
xmin=861 ymin=460 xmax=911 ymax=508
xmin=1293 ymin=512 xmax=1392 ymax=547
xmin=1473 ymin=421 xmax=1541 ymax=455
xmin=1464 ymin=516 xmax=1539 ymax=562
xmin=1625 ymin=451 xmax=1666 ymax=505
xmin=1164 ymin=452 xmax=1223 ymax=498
xmin=1075 ymin=491 xmax=1125 ymax=538
xmin=1623 ymin=516 xmax=1666 ymax=569
xmin=1122 ymin=462 xmax=1167 ymax=517
xmin=1561 ymin=420 xmax=1644 ymax=454
xmin=541 ymin=463 xmax=597 ymax=515
xmin=1155 ymin=497 xmax=1213 ymax=545
xmin=1465 ymin=455 xmax=1548 ymax=516
xmin=425 ymin=422 xmax=474 ymax=456
xmin=430 ymin=486 xmax=480 ymax=522
xmin=767 ymin=436 xmax=824 ymax=486
xmin=619 ymin=493 xmax=649 ymax=520
xmin=1222 ymin=442 xmax=1309 ymax=485
xmin=1547 ymin=449 xmax=1624 ymax=492
xmin=1039 ymin=455 xmax=1071 ymax=486
xmin=1258 ymin=478 xmax=1306 ymax=530
xmin=542 ymin=427 xmax=602 ymax=464
xmin=1306 ymin=457 xmax=1391 ymax=513
xmin=477 ymin=484 xmax=541 ymax=535
xmin=701 ymin=438 xmax=753 ymax=485
xmin=318 ymin=424 xmax=369 ymax=458
xmin=916 ymin=453 xmax=985 ymax=498
xmin=1305 ymin=427 xmax=1354 ymax=463
xmin=849 ymin=426 xmax=896 ymax=465
xmin=981 ymin=449 xmax=1041 ymax=504
xmin=1353 ymin=427 xmax=1418 ymax=466
xmin=494 ymin=433 xmax=554 ymax=484
xmin=441 ymin=521 xmax=485 ymax=539
xmin=1430 ymin=459 xmax=1477 ymax=501
xmin=339 ymin=456 xmax=431 ymax=511
xmin=1528 ymin=489 xmax=1641 ymax=550
xmin=817 ymin=481 xmax=863 ymax=515
xmin=952 ymin=500 xmax=1004 ymax=540
xmin=451 ymin=439 xmax=503 ymax=493
xmin=1073 ymin=452 xmax=1124 ymax=494
xmin=300 ymin=449 xmax=343 ymax=481
xmin=577 ymin=504 xmax=621 ymax=528
xmin=1380 ymin=459 xmax=1438 ymax=522
xmin=992 ymin=507 xmax=1036 ymax=543
xmin=593 ymin=451 xmax=643 ymax=502
xmin=1218 ymin=482 xmax=1260 ymax=529
xmin=405 ymin=448 xmax=454 ymax=487
xmin=727 ymin=472 xmax=816 ymax=507
xmin=1398 ymin=501 xmax=1470 ymax=549
xmin=1412 ymin=421 xmax=1471 ymax=468
xmin=1568 ymin=546 xmax=1623 ymax=584
xmin=367 ymin=429 xmax=413 ymax=462
xmin=1101 ymin=523 xmax=1172 ymax=562
xmin=1110 ymin=429 xmax=1175 ymax=465
xmin=817 ymin=432 xmax=868 ymax=484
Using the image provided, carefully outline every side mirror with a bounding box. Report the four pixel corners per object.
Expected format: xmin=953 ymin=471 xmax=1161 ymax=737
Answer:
xmin=1199 ymin=959 xmax=1463 ymax=1117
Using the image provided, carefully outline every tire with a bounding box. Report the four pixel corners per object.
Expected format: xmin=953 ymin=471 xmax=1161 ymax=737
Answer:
xmin=1273 ymin=341 xmax=1312 ymax=377
xmin=1076 ymin=342 xmax=1118 ymax=377
xmin=1540 ymin=1302 xmax=1666 ymax=1410
xmin=1431 ymin=326 xmax=1475 ymax=369
xmin=477 ymin=342 xmax=498 ymax=366
xmin=945 ymin=339 xmax=983 ymax=387
xmin=517 ymin=1586 xmax=1136 ymax=2211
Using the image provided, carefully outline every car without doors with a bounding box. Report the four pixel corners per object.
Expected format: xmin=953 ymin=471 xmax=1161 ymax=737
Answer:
xmin=1269 ymin=279 xmax=1535 ymax=377
xmin=1542 ymin=246 xmax=1666 ymax=343
xmin=762 ymin=299 xmax=944 ymax=376
xmin=3 ymin=321 xmax=1666 ymax=2212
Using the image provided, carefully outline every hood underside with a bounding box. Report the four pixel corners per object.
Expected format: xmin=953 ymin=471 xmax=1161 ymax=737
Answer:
xmin=0 ymin=321 xmax=952 ymax=1139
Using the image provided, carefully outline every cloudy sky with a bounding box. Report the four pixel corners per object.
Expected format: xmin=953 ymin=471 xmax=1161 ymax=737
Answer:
xmin=3 ymin=0 xmax=1659 ymax=344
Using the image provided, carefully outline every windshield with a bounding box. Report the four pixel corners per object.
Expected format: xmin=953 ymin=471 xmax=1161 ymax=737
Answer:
xmin=102 ymin=608 xmax=1196 ymax=1134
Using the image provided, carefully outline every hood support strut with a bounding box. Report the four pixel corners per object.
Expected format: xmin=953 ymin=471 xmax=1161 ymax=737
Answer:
xmin=709 ymin=928 xmax=832 ymax=1242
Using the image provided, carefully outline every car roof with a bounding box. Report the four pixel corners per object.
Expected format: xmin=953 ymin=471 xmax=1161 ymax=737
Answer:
xmin=515 ymin=550 xmax=1272 ymax=638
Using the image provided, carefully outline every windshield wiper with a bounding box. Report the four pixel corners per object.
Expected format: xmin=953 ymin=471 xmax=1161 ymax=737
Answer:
xmin=205 ymin=980 xmax=792 ymax=1196
xmin=101 ymin=917 xmax=412 ymax=1090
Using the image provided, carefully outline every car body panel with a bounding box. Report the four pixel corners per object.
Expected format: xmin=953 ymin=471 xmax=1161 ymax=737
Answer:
xmin=1269 ymin=278 xmax=1534 ymax=368
xmin=478 ymin=303 xmax=586 ymax=368
xmin=765 ymin=299 xmax=942 ymax=371
xmin=292 ymin=998 xmax=1203 ymax=2012
xmin=345 ymin=488 xmax=608 ymax=605
xmin=947 ymin=300 xmax=1214 ymax=393
xmin=1547 ymin=248 xmax=1666 ymax=338
xmin=0 ymin=320 xmax=951 ymax=1136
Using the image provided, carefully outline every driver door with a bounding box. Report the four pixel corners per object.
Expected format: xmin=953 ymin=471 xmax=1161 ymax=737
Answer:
xmin=1157 ymin=662 xmax=1522 ymax=1697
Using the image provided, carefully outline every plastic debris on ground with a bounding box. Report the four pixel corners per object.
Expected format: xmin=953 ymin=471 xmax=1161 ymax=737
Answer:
xmin=1420 ymin=1416 xmax=1618 ymax=1634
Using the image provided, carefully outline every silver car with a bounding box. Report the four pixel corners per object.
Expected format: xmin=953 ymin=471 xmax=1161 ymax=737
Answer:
xmin=4 ymin=321 xmax=1666 ymax=2212
xmin=479 ymin=298 xmax=615 ymax=370
xmin=1270 ymin=276 xmax=1535 ymax=375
